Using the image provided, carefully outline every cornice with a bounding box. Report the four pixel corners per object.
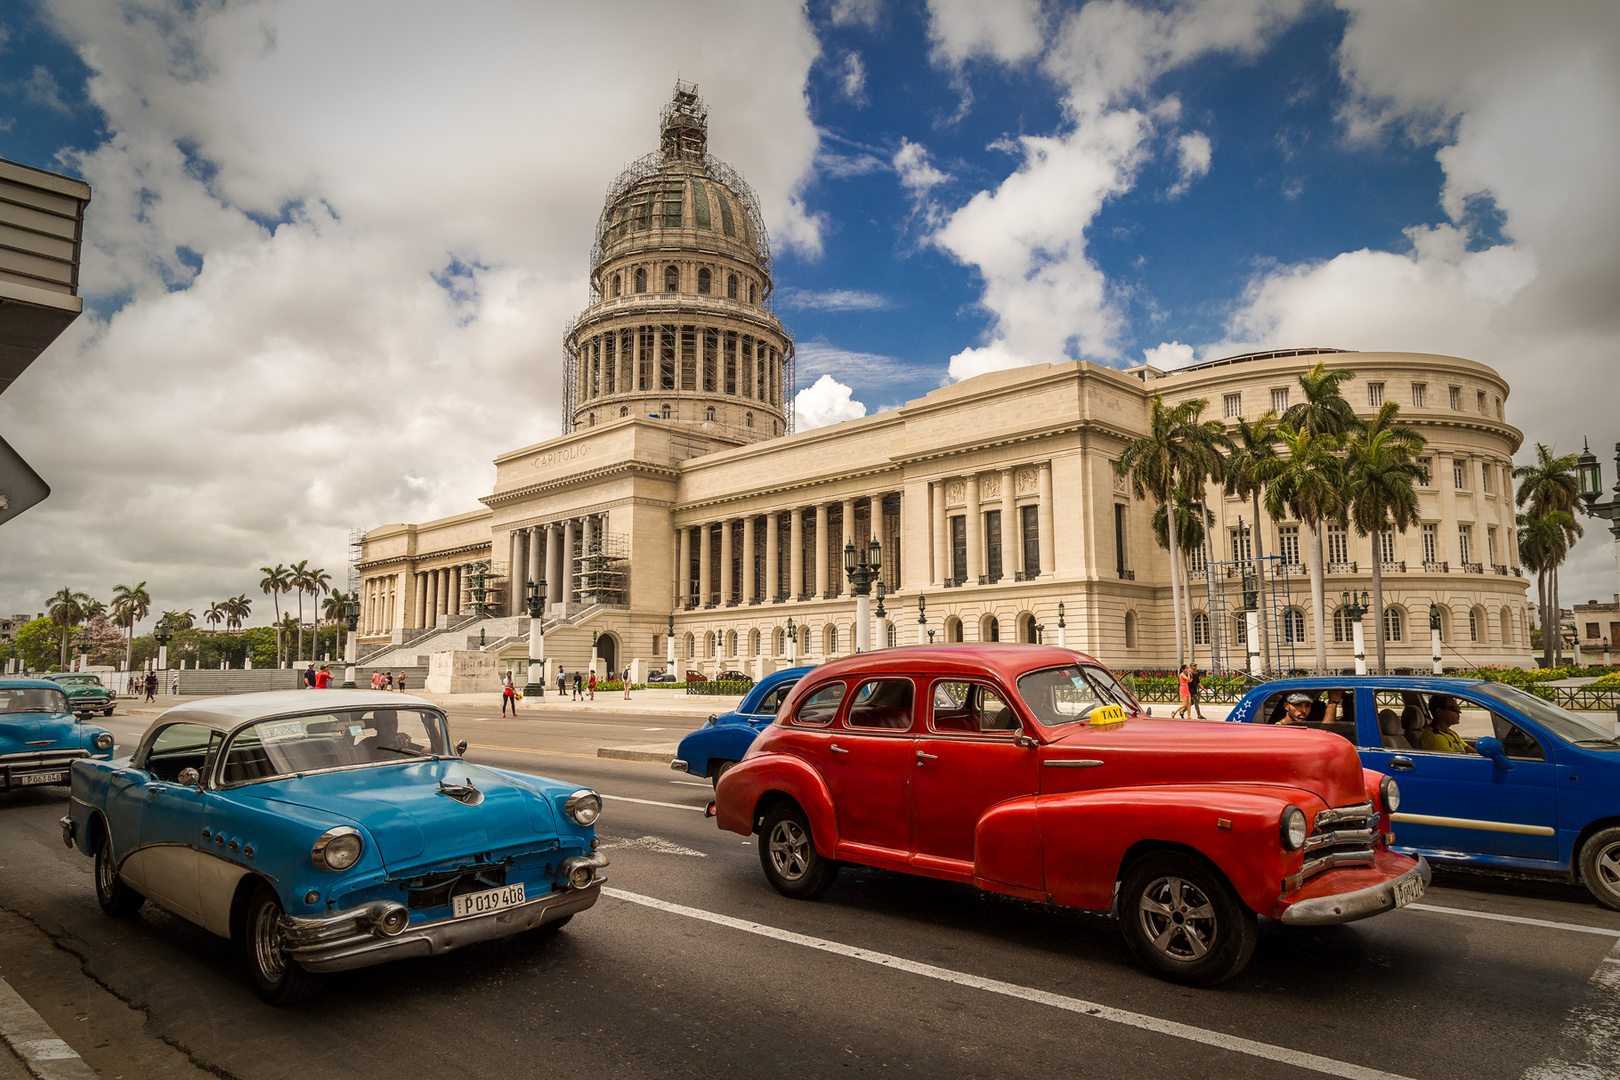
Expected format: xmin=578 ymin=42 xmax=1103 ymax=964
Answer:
xmin=482 ymin=459 xmax=681 ymax=508
xmin=357 ymin=539 xmax=491 ymax=573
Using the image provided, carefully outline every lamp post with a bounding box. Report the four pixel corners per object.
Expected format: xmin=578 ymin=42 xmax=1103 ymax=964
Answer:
xmin=591 ymin=630 xmax=600 ymax=680
xmin=154 ymin=617 xmax=173 ymax=677
xmin=342 ymin=591 xmax=360 ymax=687
xmin=1342 ymin=589 xmax=1370 ymax=676
xmin=666 ymin=612 xmax=676 ymax=672
xmin=1056 ymin=601 xmax=1067 ymax=650
xmin=1241 ymin=565 xmax=1262 ymax=676
xmin=917 ymin=593 xmax=927 ymax=646
xmin=1429 ymin=603 xmax=1444 ymax=675
xmin=76 ymin=626 xmax=91 ymax=673
xmin=843 ymin=537 xmax=882 ymax=653
xmin=525 ymin=578 xmax=546 ymax=697
xmin=1576 ymin=440 xmax=1620 ymax=605
xmin=786 ymin=616 xmax=797 ymax=665
xmin=1033 ymin=622 xmax=1044 ymax=645
xmin=927 ymin=629 xmax=936 ymax=644
xmin=874 ymin=580 xmax=887 ymax=650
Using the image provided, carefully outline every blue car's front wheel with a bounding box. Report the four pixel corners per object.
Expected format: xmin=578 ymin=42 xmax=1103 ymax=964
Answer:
xmin=1579 ymin=827 xmax=1620 ymax=912
xmin=93 ymin=822 xmax=144 ymax=917
xmin=244 ymin=884 xmax=324 ymax=1005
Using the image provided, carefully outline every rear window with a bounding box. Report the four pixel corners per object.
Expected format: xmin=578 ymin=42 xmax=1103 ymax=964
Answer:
xmin=791 ymin=682 xmax=846 ymax=727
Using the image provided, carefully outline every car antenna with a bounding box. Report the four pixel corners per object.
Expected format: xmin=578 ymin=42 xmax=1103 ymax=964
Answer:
xmin=1436 ymin=638 xmax=1492 ymax=681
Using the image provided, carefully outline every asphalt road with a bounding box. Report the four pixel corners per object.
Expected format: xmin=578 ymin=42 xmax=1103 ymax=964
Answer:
xmin=3 ymin=709 xmax=1619 ymax=1080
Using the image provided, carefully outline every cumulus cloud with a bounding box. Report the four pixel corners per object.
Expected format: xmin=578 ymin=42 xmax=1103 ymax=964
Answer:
xmin=925 ymin=0 xmax=1045 ymax=67
xmin=829 ymin=0 xmax=883 ymax=30
xmin=778 ymin=287 xmax=890 ymax=312
xmin=0 ymin=0 xmax=822 ymax=622
xmin=1142 ymin=340 xmax=1196 ymax=368
xmin=840 ymin=52 xmax=867 ymax=104
xmin=1167 ymin=130 xmax=1211 ymax=197
xmin=795 ymin=373 xmax=868 ymax=430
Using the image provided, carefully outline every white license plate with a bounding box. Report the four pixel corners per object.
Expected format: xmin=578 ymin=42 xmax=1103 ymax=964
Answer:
xmin=451 ymin=882 xmax=525 ymax=918
xmin=1392 ymin=875 xmax=1425 ymax=908
xmin=17 ymin=772 xmax=66 ymax=786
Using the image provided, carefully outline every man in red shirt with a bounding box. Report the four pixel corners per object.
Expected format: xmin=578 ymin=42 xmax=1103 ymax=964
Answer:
xmin=314 ymin=665 xmax=332 ymax=689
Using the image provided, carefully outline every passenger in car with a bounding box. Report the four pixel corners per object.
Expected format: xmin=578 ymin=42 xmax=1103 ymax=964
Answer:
xmin=1278 ymin=693 xmax=1315 ymax=726
xmin=1419 ymin=696 xmax=1469 ymax=753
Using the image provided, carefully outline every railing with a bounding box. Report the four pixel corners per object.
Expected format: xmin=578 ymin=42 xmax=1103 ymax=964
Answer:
xmin=944 ymin=577 xmax=964 ymax=588
xmin=1381 ymin=561 xmax=1406 ymax=573
xmin=1280 ymin=563 xmax=1308 ymax=577
xmin=1015 ymin=570 xmax=1038 ymax=582
xmin=1462 ymin=562 xmax=1485 ymax=574
xmin=797 ymin=591 xmax=816 ymax=601
xmin=1327 ymin=561 xmax=1358 ymax=575
xmin=1423 ymin=561 xmax=1449 ymax=573
xmin=774 ymin=592 xmax=789 ymax=603
xmin=823 ymin=587 xmax=841 ymax=600
xmin=1187 ymin=568 xmax=1207 ymax=581
xmin=1118 ymin=569 xmax=1136 ymax=581
xmin=1526 ymin=685 xmax=1620 ymax=712
xmin=978 ymin=573 xmax=1003 ymax=585
xmin=686 ymin=678 xmax=753 ymax=696
xmin=748 ymin=597 xmax=762 ymax=605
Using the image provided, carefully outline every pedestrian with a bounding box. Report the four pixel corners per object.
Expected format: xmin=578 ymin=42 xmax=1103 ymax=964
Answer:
xmin=1170 ymin=665 xmax=1192 ymax=719
xmin=126 ymin=673 xmax=135 ymax=696
xmin=371 ymin=670 xmax=381 ymax=690
xmin=588 ymin=670 xmax=596 ymax=700
xmin=384 ymin=670 xmax=394 ymax=691
xmin=397 ymin=671 xmax=408 ymax=693
xmin=171 ymin=671 xmax=179 ymax=695
xmin=501 ymin=670 xmax=517 ymax=716
xmin=622 ymin=666 xmax=631 ymax=700
xmin=572 ymin=671 xmax=583 ymax=700
xmin=144 ymin=671 xmax=157 ymax=702
xmin=314 ymin=664 xmax=332 ymax=689
xmin=557 ymin=669 xmax=567 ymax=696
xmin=303 ymin=662 xmax=317 ymax=689
xmin=1187 ymin=663 xmax=1205 ymax=719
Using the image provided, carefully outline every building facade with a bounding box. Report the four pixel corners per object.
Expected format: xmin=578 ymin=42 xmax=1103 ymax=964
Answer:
xmin=355 ymin=90 xmax=1533 ymax=678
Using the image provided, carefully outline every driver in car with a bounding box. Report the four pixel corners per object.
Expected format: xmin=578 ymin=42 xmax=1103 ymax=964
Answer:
xmin=1420 ymin=695 xmax=1469 ymax=753
xmin=359 ymin=710 xmax=423 ymax=755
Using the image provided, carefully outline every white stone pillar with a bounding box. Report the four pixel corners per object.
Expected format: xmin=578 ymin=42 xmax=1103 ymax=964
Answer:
xmin=527 ymin=526 xmax=543 ymax=605
xmin=1037 ymin=462 xmax=1056 ymax=578
xmin=699 ymin=523 xmax=713 ymax=607
xmin=563 ymin=519 xmax=577 ymax=603
xmin=743 ymin=516 xmax=757 ymax=602
xmin=766 ymin=513 xmax=781 ymax=601
xmin=814 ymin=503 xmax=829 ymax=598
xmin=547 ymin=524 xmax=564 ymax=606
xmin=1247 ymin=610 xmax=1262 ymax=676
xmin=841 ymin=498 xmax=855 ymax=595
xmin=965 ymin=474 xmax=982 ymax=584
xmin=678 ymin=527 xmax=692 ymax=609
xmin=581 ymin=516 xmax=596 ymax=603
xmin=510 ymin=531 xmax=524 ymax=615
xmin=932 ymin=480 xmax=948 ymax=587
xmin=720 ymin=519 xmax=734 ymax=606
xmin=1002 ymin=468 xmax=1018 ymax=577
xmin=526 ymin=616 xmax=545 ymax=695
xmin=790 ymin=509 xmax=804 ymax=599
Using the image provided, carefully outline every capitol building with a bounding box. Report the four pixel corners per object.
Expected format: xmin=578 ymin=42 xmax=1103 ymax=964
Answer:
xmin=355 ymin=86 xmax=1532 ymax=683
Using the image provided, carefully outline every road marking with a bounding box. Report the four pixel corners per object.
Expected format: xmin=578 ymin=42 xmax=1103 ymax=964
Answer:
xmin=1522 ymin=936 xmax=1620 ymax=1079
xmin=643 ymin=727 xmax=665 ymax=731
xmin=601 ymin=794 xmax=705 ymax=812
xmin=670 ymin=780 xmax=710 ymax=787
xmin=604 ymin=888 xmax=1421 ymax=1080
xmin=599 ymin=835 xmax=707 ymax=857
xmin=466 ymin=743 xmax=605 ymax=761
xmin=1408 ymin=904 xmax=1620 ymax=938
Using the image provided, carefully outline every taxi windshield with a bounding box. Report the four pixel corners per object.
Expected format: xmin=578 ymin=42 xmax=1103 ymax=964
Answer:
xmin=54 ymin=676 xmax=101 ymax=687
xmin=1 ymin=687 xmax=69 ymax=715
xmin=1016 ymin=665 xmax=1113 ymax=727
xmin=1477 ymin=684 xmax=1620 ymax=749
xmin=220 ymin=707 xmax=449 ymax=785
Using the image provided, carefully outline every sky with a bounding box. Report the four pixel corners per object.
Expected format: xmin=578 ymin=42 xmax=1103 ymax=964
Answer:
xmin=1 ymin=0 xmax=1617 ymax=631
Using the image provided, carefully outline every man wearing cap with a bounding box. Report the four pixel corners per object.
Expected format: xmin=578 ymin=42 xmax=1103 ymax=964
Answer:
xmin=1278 ymin=692 xmax=1316 ymax=726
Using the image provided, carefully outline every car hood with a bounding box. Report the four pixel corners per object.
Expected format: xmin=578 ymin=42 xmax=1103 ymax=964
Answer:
xmin=0 ymin=714 xmax=80 ymax=752
xmin=234 ymin=759 xmax=560 ymax=872
xmin=1042 ymin=718 xmax=1367 ymax=807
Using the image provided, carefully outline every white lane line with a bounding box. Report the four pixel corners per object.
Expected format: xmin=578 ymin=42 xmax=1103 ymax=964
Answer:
xmin=1522 ymin=936 xmax=1620 ymax=1079
xmin=604 ymin=888 xmax=1419 ymax=1080
xmin=601 ymin=793 xmax=705 ymax=812
xmin=1409 ymin=903 xmax=1620 ymax=938
xmin=670 ymin=780 xmax=710 ymax=787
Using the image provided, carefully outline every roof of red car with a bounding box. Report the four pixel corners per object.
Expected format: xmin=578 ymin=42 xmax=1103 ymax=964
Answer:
xmin=804 ymin=643 xmax=1099 ymax=683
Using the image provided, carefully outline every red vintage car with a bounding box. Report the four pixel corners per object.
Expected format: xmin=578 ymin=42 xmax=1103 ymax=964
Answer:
xmin=713 ymin=644 xmax=1429 ymax=985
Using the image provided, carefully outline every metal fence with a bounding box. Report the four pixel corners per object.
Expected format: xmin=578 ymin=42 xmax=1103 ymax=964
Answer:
xmin=1526 ymin=685 xmax=1620 ymax=713
xmin=685 ymin=679 xmax=753 ymax=697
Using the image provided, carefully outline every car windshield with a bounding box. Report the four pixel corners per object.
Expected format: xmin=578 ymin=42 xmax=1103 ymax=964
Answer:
xmin=1080 ymin=665 xmax=1143 ymax=713
xmin=1477 ymin=684 xmax=1620 ymax=749
xmin=1 ymin=687 xmax=68 ymax=714
xmin=220 ymin=707 xmax=450 ymax=785
xmin=1015 ymin=665 xmax=1113 ymax=727
xmin=54 ymin=676 xmax=101 ymax=687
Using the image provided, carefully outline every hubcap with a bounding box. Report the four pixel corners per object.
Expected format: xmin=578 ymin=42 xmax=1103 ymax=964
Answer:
xmin=1136 ymin=876 xmax=1219 ymax=963
xmin=1596 ymin=841 xmax=1620 ymax=897
xmin=95 ymin=847 xmax=113 ymax=896
xmin=767 ymin=819 xmax=811 ymax=882
xmin=253 ymin=903 xmax=287 ymax=981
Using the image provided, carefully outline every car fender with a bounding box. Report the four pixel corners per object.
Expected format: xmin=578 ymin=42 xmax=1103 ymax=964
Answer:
xmin=67 ymin=758 xmax=121 ymax=857
xmin=676 ymin=724 xmax=762 ymax=779
xmin=975 ymin=797 xmax=1044 ymax=894
xmin=1038 ymin=784 xmax=1325 ymax=914
xmin=714 ymin=751 xmax=840 ymax=856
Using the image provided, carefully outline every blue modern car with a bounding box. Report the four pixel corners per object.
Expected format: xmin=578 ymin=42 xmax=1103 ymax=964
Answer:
xmin=61 ymin=690 xmax=608 ymax=1003
xmin=1 ymin=678 xmax=115 ymax=792
xmin=1228 ymin=676 xmax=1620 ymax=909
xmin=671 ymin=665 xmax=813 ymax=786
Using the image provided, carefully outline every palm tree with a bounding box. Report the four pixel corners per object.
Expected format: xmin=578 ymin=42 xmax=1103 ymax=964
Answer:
xmin=226 ymin=595 xmax=252 ymax=632
xmin=1225 ymin=410 xmax=1281 ymax=666
xmin=1345 ymin=403 xmax=1428 ymax=672
xmin=259 ymin=565 xmax=291 ymax=666
xmin=1517 ymin=509 xmax=1583 ymax=667
xmin=1116 ymin=394 xmax=1230 ymax=667
xmin=1514 ymin=444 xmax=1582 ymax=664
xmin=1283 ymin=360 xmax=1359 ymax=437
xmin=163 ymin=608 xmax=196 ymax=632
xmin=1256 ymin=426 xmax=1347 ymax=673
xmin=109 ymin=581 xmax=151 ymax=670
xmin=204 ymin=601 xmax=227 ymax=634
xmin=47 ymin=587 xmax=90 ymax=668
xmin=288 ymin=560 xmax=313 ymax=662
xmin=82 ymin=598 xmax=106 ymax=621
xmin=298 ymin=564 xmax=331 ymax=661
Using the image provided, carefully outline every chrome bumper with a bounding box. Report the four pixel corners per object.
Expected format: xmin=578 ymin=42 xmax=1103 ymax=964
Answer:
xmin=59 ymin=815 xmax=76 ymax=848
xmin=282 ymin=854 xmax=608 ymax=974
xmin=1279 ymin=856 xmax=1431 ymax=926
xmin=670 ymin=758 xmax=689 ymax=773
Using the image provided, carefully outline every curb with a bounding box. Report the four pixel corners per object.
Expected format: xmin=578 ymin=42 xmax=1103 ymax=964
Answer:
xmin=0 ymin=976 xmax=98 ymax=1080
xmin=597 ymin=745 xmax=679 ymax=764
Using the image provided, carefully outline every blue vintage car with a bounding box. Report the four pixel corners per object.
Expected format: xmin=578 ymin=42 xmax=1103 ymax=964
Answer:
xmin=61 ymin=689 xmax=608 ymax=1004
xmin=1228 ymin=676 xmax=1620 ymax=909
xmin=1 ymin=679 xmax=115 ymax=792
xmin=671 ymin=665 xmax=812 ymax=786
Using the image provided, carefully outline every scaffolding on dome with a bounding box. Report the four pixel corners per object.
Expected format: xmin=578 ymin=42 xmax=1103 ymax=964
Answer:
xmin=346 ymin=528 xmax=363 ymax=597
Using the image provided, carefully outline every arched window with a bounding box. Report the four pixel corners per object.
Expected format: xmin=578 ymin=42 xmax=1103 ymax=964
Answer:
xmin=1383 ymin=607 xmax=1403 ymax=643
xmin=1232 ymin=615 xmax=1247 ymax=645
xmin=588 ymin=412 xmax=596 ymax=427
xmin=697 ymin=268 xmax=711 ymax=294
xmin=664 ymin=265 xmax=679 ymax=293
xmin=1283 ymin=608 xmax=1307 ymax=644
xmin=611 ymin=274 xmax=622 ymax=297
xmin=661 ymin=404 xmax=671 ymax=419
xmin=684 ymin=632 xmax=695 ymax=659
xmin=727 ymin=274 xmax=738 ymax=299
xmin=799 ymin=625 xmax=810 ymax=655
xmin=619 ymin=406 xmax=628 ymax=417
xmin=945 ymin=616 xmax=963 ymax=643
xmin=1124 ymin=612 xmax=1138 ymax=649
xmin=1192 ymin=611 xmax=1210 ymax=646
xmin=745 ymin=412 xmax=754 ymax=428
xmin=886 ymin=622 xmax=898 ymax=647
xmin=726 ymin=629 xmax=737 ymax=657
xmin=748 ymin=281 xmax=757 ymax=304
xmin=705 ymin=631 xmax=716 ymax=658
xmin=983 ymin=616 xmax=1000 ymax=642
xmin=705 ymin=406 xmax=715 ymax=422
xmin=749 ymin=628 xmax=760 ymax=657
xmin=1333 ymin=607 xmax=1350 ymax=642
xmin=826 ymin=625 xmax=839 ymax=654
xmin=1468 ymin=608 xmax=1479 ymax=642
xmin=1500 ymin=607 xmax=1513 ymax=645
xmin=634 ymin=267 xmax=647 ymax=293
xmin=773 ymin=628 xmax=784 ymax=656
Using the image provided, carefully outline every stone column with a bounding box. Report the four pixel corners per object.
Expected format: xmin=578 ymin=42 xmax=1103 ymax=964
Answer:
xmin=1038 ymin=461 xmax=1056 ymax=578
xmin=547 ymin=524 xmax=564 ymax=606
xmin=415 ymin=573 xmax=427 ymax=628
xmin=510 ymin=531 xmax=525 ymax=615
xmin=840 ymin=498 xmax=855 ymax=595
xmin=581 ymin=516 xmax=596 ymax=604
xmin=1002 ymin=468 xmax=1018 ymax=576
xmin=932 ymin=480 xmax=948 ymax=586
xmin=720 ymin=519 xmax=734 ymax=606
xmin=815 ymin=503 xmax=829 ymax=598
xmin=678 ymin=526 xmax=693 ymax=609
xmin=743 ymin=516 xmax=757 ymax=602
xmin=699 ymin=523 xmax=714 ymax=607
xmin=871 ymin=494 xmax=886 ymax=584
xmin=424 ymin=571 xmax=437 ymax=628
xmin=563 ymin=519 xmax=577 ymax=603
xmin=438 ymin=568 xmax=450 ymax=619
xmin=790 ymin=508 xmax=804 ymax=598
xmin=452 ymin=565 xmax=463 ymax=616
xmin=766 ymin=512 xmax=781 ymax=601
xmin=965 ymin=474 xmax=982 ymax=584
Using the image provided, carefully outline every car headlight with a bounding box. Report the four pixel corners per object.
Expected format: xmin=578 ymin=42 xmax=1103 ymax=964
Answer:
xmin=1280 ymin=805 xmax=1308 ymax=851
xmin=93 ymin=732 xmax=114 ymax=752
xmin=1380 ymin=775 xmax=1400 ymax=815
xmin=312 ymin=827 xmax=363 ymax=871
xmin=565 ymin=789 xmax=602 ymax=826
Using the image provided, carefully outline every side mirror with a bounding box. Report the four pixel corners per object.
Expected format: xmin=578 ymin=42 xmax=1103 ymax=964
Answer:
xmin=1014 ymin=730 xmax=1037 ymax=749
xmin=455 ymin=739 xmax=469 ymax=756
xmin=177 ymin=767 xmax=202 ymax=788
xmin=1474 ymin=736 xmax=1514 ymax=771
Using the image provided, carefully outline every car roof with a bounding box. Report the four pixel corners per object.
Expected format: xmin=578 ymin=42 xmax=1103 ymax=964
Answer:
xmin=1247 ymin=675 xmax=1492 ymax=694
xmin=0 ymin=678 xmax=70 ymax=690
xmin=805 ymin=644 xmax=1102 ymax=684
xmin=138 ymin=689 xmax=443 ymax=735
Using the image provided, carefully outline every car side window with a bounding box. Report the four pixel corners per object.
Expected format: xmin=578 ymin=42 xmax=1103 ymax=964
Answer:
xmin=792 ymin=682 xmax=846 ymax=727
xmin=846 ymin=679 xmax=914 ymax=730
xmin=929 ymin=681 xmax=1017 ymax=735
xmin=141 ymin=723 xmax=217 ymax=783
xmin=754 ymin=686 xmax=790 ymax=716
xmin=1262 ymin=688 xmax=1355 ymax=741
xmin=1491 ymin=713 xmax=1546 ymax=762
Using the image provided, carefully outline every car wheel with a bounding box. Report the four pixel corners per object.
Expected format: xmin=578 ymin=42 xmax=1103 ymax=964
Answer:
xmin=93 ymin=822 xmax=144 ymax=917
xmin=758 ymin=802 xmax=838 ymax=900
xmin=711 ymin=760 xmax=737 ymax=789
xmin=1579 ymin=826 xmax=1620 ymax=912
xmin=244 ymin=884 xmax=324 ymax=1005
xmin=103 ymin=707 xmax=115 ymax=717
xmin=1119 ymin=852 xmax=1257 ymax=986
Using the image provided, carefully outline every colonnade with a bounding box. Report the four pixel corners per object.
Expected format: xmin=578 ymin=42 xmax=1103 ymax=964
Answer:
xmin=408 ymin=563 xmax=482 ymax=630
xmin=506 ymin=513 xmax=612 ymax=614
xmin=574 ymin=323 xmax=785 ymax=409
xmin=929 ymin=462 xmax=1055 ymax=589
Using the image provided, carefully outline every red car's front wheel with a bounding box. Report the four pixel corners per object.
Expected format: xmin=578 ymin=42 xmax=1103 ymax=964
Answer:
xmin=1119 ymin=852 xmax=1257 ymax=986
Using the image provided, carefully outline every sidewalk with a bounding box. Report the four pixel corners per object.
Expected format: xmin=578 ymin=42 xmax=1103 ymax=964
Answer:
xmin=115 ymin=688 xmax=742 ymax=720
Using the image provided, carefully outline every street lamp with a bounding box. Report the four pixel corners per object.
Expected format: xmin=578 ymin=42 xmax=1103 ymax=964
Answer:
xmin=666 ymin=612 xmax=676 ymax=671
xmin=1576 ymin=440 xmax=1620 ymax=607
xmin=1341 ymin=589 xmax=1370 ymax=676
xmin=873 ymin=580 xmax=887 ymax=650
xmin=843 ymin=537 xmax=882 ymax=652
xmin=525 ymin=578 xmax=546 ymax=697
xmin=1033 ymin=622 xmax=1044 ymax=645
xmin=1429 ymin=603 xmax=1444 ymax=675
xmin=917 ymin=593 xmax=927 ymax=646
xmin=786 ymin=616 xmax=798 ymax=665
xmin=1056 ymin=600 xmax=1067 ymax=650
xmin=154 ymin=617 xmax=173 ymax=675
xmin=75 ymin=626 xmax=91 ymax=673
xmin=342 ymin=590 xmax=360 ymax=687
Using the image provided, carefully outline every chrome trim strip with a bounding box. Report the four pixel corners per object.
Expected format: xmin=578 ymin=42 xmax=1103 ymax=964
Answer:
xmin=1303 ymin=828 xmax=1376 ymax=852
xmin=1043 ymin=759 xmax=1105 ymax=768
xmin=1390 ymin=812 xmax=1556 ymax=837
xmin=1281 ymin=857 xmax=1431 ymax=926
xmin=1314 ymin=800 xmax=1376 ymax=826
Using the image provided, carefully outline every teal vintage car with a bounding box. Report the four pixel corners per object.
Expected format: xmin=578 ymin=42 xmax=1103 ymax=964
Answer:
xmin=62 ymin=690 xmax=607 ymax=1004
xmin=1 ymin=679 xmax=116 ymax=792
xmin=45 ymin=673 xmax=116 ymax=716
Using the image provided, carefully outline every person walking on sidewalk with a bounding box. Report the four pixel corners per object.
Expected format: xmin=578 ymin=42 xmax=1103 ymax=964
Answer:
xmin=397 ymin=671 xmax=408 ymax=693
xmin=1187 ymin=663 xmax=1206 ymax=719
xmin=144 ymin=671 xmax=157 ymax=702
xmin=622 ymin=667 xmax=631 ymax=700
xmin=587 ymin=670 xmax=596 ymax=700
xmin=315 ymin=664 xmax=332 ymax=689
xmin=1171 ymin=665 xmax=1192 ymax=719
xmin=557 ymin=669 xmax=566 ymax=697
xmin=572 ymin=671 xmax=583 ymax=700
xmin=170 ymin=671 xmax=180 ymax=695
xmin=501 ymin=671 xmax=517 ymax=716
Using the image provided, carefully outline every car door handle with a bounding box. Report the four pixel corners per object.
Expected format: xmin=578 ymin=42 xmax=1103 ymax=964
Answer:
xmin=916 ymin=750 xmax=938 ymax=761
xmin=830 ymin=743 xmax=849 ymax=754
xmin=1389 ymin=757 xmax=1416 ymax=771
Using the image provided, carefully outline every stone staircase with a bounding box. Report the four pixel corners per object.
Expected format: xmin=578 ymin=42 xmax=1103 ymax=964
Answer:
xmin=359 ymin=610 xmax=612 ymax=676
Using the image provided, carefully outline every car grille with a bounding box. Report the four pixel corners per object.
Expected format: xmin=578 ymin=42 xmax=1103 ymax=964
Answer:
xmin=1284 ymin=799 xmax=1380 ymax=893
xmin=406 ymin=865 xmax=508 ymax=911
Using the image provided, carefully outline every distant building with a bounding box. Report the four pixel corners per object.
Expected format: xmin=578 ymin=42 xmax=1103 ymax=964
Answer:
xmin=1575 ymin=595 xmax=1619 ymax=659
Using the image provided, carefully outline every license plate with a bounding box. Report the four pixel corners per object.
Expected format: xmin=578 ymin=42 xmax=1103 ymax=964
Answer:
xmin=451 ymin=882 xmax=525 ymax=918
xmin=1392 ymin=875 xmax=1425 ymax=908
xmin=17 ymin=772 xmax=66 ymax=786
